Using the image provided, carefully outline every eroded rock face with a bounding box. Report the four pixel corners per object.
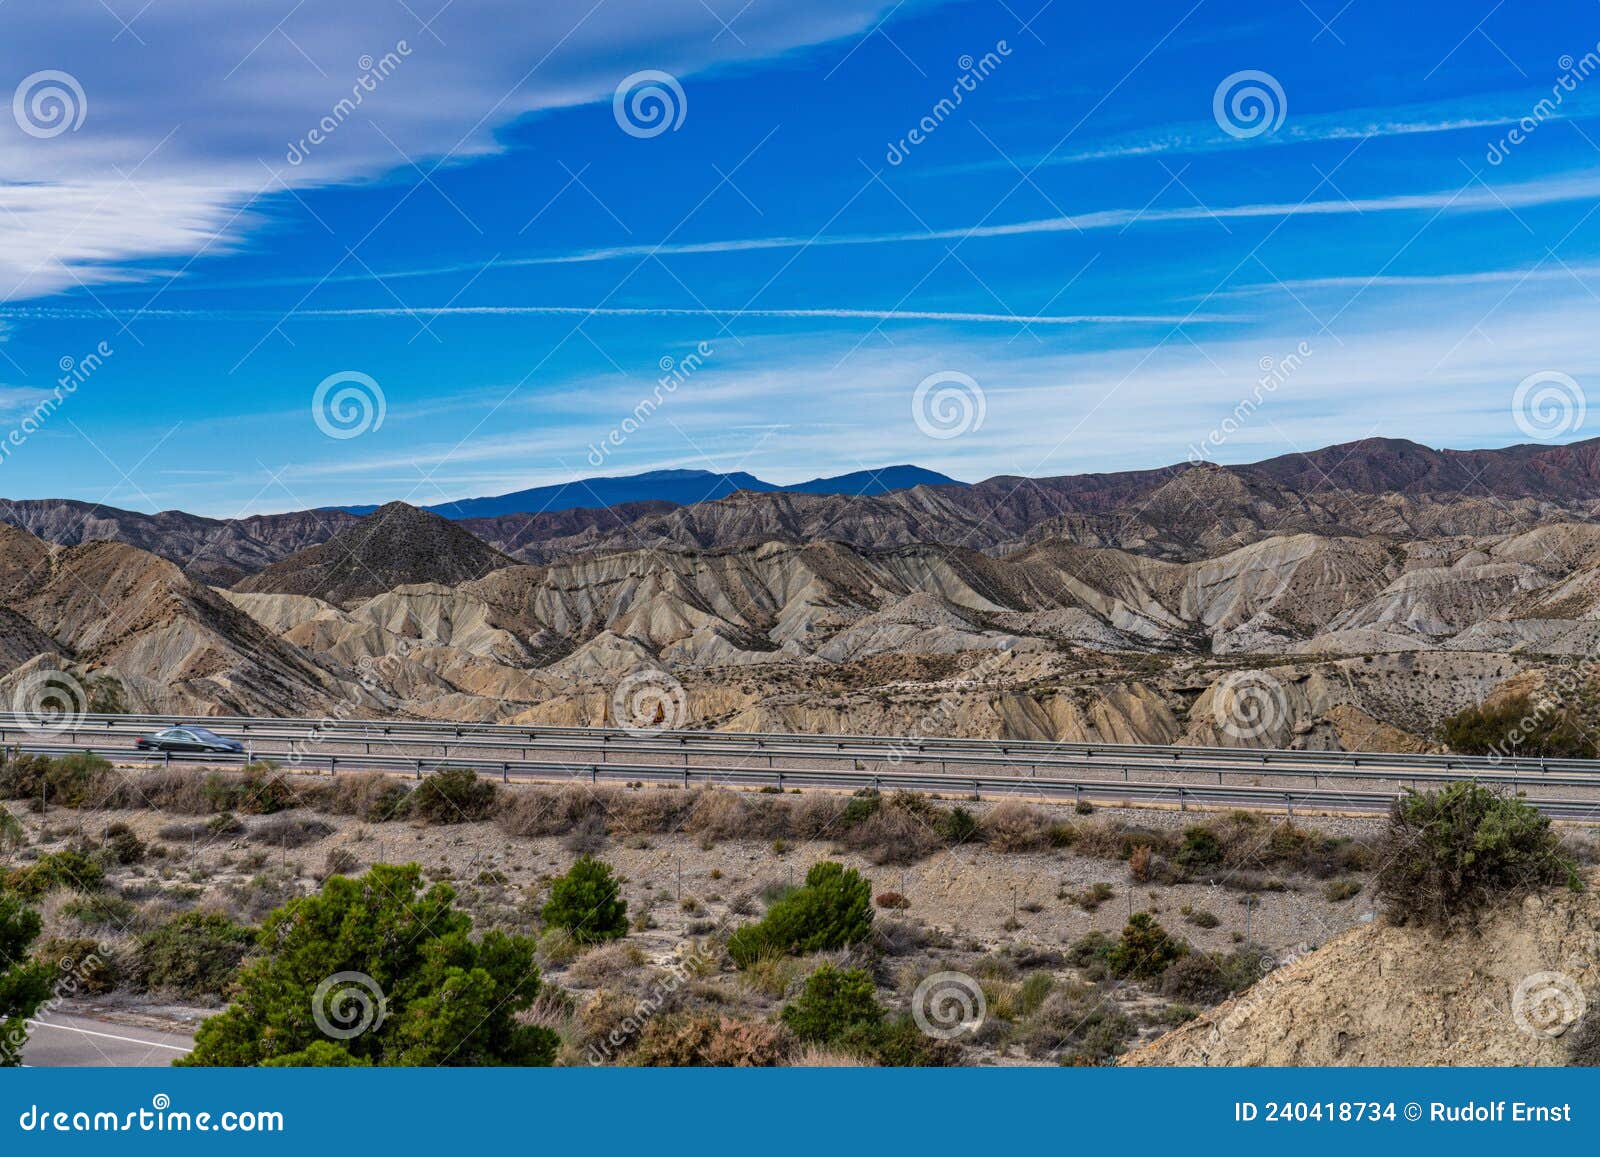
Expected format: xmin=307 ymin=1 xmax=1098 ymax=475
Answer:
xmin=1123 ymin=878 xmax=1600 ymax=1066
xmin=6 ymin=477 xmax=1600 ymax=746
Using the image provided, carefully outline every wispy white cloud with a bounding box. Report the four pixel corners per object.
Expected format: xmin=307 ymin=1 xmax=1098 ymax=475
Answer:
xmin=0 ymin=0 xmax=907 ymax=303
xmin=949 ymin=87 xmax=1600 ymax=172
xmin=0 ymin=304 xmax=1243 ymax=326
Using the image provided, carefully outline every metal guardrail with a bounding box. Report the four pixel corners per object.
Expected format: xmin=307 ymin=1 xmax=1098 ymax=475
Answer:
xmin=0 ymin=710 xmax=1590 ymax=776
xmin=7 ymin=742 xmax=1600 ymax=821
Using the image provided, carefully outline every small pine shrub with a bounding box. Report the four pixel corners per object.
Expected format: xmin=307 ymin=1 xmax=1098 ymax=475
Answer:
xmin=541 ymin=856 xmax=628 ymax=944
xmin=134 ymin=912 xmax=256 ymax=998
xmin=780 ymin=964 xmax=883 ymax=1042
xmin=727 ymin=862 xmax=872 ymax=967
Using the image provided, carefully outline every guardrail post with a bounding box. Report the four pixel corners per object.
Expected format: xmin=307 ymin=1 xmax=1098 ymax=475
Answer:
xmin=1284 ymin=793 xmax=1293 ymax=818
xmin=1178 ymin=786 xmax=1186 ymax=812
xmin=683 ymin=769 xmax=690 ymax=788
xmin=415 ymin=760 xmax=422 ymax=780
xmin=502 ymin=762 xmax=509 ymax=784
xmin=329 ymin=756 xmax=337 ymax=777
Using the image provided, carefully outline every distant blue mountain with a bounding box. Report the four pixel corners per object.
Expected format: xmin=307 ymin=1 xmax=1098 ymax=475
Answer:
xmin=339 ymin=465 xmax=963 ymax=519
xmin=782 ymin=465 xmax=960 ymax=496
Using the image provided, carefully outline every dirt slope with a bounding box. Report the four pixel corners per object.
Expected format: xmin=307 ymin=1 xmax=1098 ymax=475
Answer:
xmin=1123 ymin=878 xmax=1599 ymax=1066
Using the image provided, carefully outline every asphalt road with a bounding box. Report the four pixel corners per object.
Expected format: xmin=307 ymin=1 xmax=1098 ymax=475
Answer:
xmin=22 ymin=1013 xmax=195 ymax=1067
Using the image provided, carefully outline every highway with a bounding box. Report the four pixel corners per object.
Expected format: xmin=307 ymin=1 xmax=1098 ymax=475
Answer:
xmin=5 ymin=711 xmax=1600 ymax=819
xmin=22 ymin=1013 xmax=194 ymax=1067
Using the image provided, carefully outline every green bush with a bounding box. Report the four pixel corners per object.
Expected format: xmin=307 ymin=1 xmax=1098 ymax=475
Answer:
xmin=727 ymin=861 xmax=872 ymax=967
xmin=202 ymin=764 xmax=294 ymax=815
xmin=102 ymin=822 xmax=146 ymax=865
xmin=0 ymin=750 xmax=111 ymax=809
xmin=1176 ymin=826 xmax=1223 ymax=870
xmin=1442 ymin=695 xmax=1596 ymax=758
xmin=182 ymin=864 xmax=557 ymax=1066
xmin=541 ymin=856 xmax=628 ymax=944
xmin=940 ymin=806 xmax=980 ymax=844
xmin=5 ymin=849 xmax=105 ymax=898
xmin=1105 ymin=913 xmax=1187 ymax=980
xmin=780 ymin=964 xmax=883 ymax=1042
xmin=1377 ymin=783 xmax=1581 ymax=930
xmin=409 ymin=767 xmax=497 ymax=824
xmin=134 ymin=912 xmax=256 ymax=999
xmin=34 ymin=937 xmax=119 ymax=995
xmin=0 ymin=893 xmax=54 ymax=1066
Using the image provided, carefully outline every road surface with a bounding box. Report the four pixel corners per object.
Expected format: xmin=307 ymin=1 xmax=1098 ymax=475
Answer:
xmin=22 ymin=1012 xmax=195 ymax=1067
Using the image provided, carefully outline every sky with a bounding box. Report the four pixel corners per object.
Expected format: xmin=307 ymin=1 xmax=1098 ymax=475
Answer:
xmin=2 ymin=0 xmax=1599 ymax=516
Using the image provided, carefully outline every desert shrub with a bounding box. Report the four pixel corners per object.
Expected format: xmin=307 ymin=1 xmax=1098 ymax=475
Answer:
xmin=134 ymin=912 xmax=255 ymax=998
xmin=606 ymin=788 xmax=693 ymax=834
xmin=839 ymin=801 xmax=942 ymax=864
xmin=790 ymin=794 xmax=846 ymax=838
xmin=203 ymin=764 xmax=294 ymax=816
xmin=1106 ymin=913 xmax=1187 ymax=980
xmin=1065 ymin=930 xmax=1116 ymax=974
xmin=496 ymin=786 xmax=608 ymax=837
xmin=874 ymin=891 xmax=910 ymax=909
xmin=1128 ymin=845 xmax=1153 ymax=883
xmin=727 ymin=861 xmax=872 ymax=967
xmin=182 ymin=865 xmax=556 ymax=1066
xmin=982 ymin=801 xmax=1058 ymax=852
xmin=410 ymin=767 xmax=496 ymax=823
xmin=1442 ymin=694 xmax=1595 ymax=758
xmin=856 ymin=1015 xmax=960 ymax=1066
xmin=632 ymin=1014 xmax=790 ymax=1067
xmin=247 ymin=816 xmax=334 ymax=848
xmin=1069 ymin=882 xmax=1115 ymax=912
xmin=1159 ymin=952 xmax=1229 ymax=1003
xmin=1176 ymin=826 xmax=1223 ymax=870
xmin=6 ymin=849 xmax=104 ymax=897
xmin=567 ymin=941 xmax=647 ymax=987
xmin=1323 ymin=879 xmax=1362 ymax=902
xmin=310 ymin=773 xmax=412 ymax=823
xmin=780 ymin=964 xmax=883 ymax=1042
xmin=0 ymin=751 xmax=111 ymax=809
xmin=33 ymin=937 xmax=119 ymax=995
xmin=562 ymin=815 xmax=609 ymax=855
xmin=940 ymin=805 xmax=980 ymax=845
xmin=686 ymin=789 xmax=788 ymax=842
xmin=839 ymin=790 xmax=881 ymax=827
xmin=319 ymin=847 xmax=361 ymax=880
xmin=102 ymin=822 xmax=147 ymax=865
xmin=1017 ymin=982 xmax=1136 ymax=1064
xmin=1377 ymin=783 xmax=1580 ymax=930
xmin=541 ymin=856 xmax=628 ymax=944
xmin=1184 ymin=908 xmax=1220 ymax=929
xmin=58 ymin=893 xmax=136 ymax=928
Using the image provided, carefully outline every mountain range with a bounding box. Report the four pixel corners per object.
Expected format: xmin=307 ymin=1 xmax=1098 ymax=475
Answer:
xmin=3 ymin=435 xmax=1598 ymax=751
xmin=342 ymin=464 xmax=963 ymax=519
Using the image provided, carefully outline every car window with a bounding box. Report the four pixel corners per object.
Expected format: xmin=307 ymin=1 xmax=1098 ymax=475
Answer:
xmin=190 ymin=728 xmax=219 ymax=740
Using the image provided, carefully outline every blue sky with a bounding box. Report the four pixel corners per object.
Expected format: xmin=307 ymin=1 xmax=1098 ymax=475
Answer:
xmin=2 ymin=0 xmax=1599 ymax=515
